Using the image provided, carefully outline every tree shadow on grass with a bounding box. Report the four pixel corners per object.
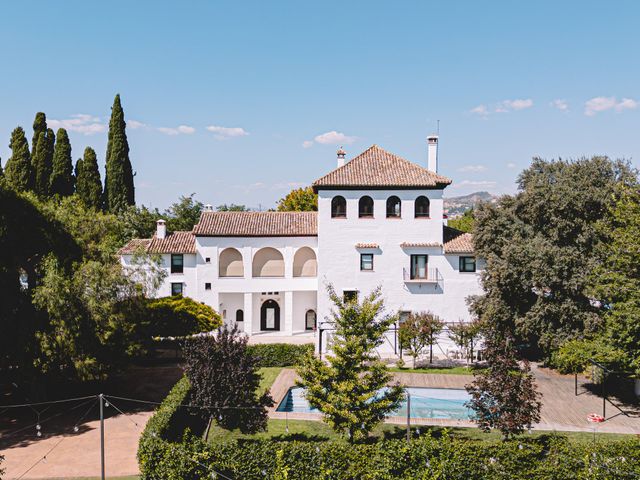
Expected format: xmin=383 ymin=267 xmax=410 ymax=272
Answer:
xmin=267 ymin=432 xmax=332 ymax=442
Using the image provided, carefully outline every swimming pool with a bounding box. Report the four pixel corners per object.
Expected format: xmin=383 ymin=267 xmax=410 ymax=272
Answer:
xmin=276 ymin=387 xmax=472 ymax=420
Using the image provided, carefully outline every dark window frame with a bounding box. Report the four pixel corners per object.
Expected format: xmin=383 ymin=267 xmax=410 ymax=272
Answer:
xmin=414 ymin=196 xmax=430 ymax=218
xmin=171 ymin=254 xmax=184 ymax=274
xmin=331 ymin=196 xmax=347 ymax=218
xmin=236 ymin=309 xmax=244 ymax=322
xmin=358 ymin=196 xmax=374 ymax=218
xmin=205 ymin=282 xmax=212 ymax=290
xmin=343 ymin=290 xmax=358 ymax=303
xmin=360 ymin=253 xmax=374 ymax=271
xmin=459 ymin=256 xmax=477 ymax=272
xmin=410 ymin=254 xmax=428 ymax=279
xmin=171 ymin=282 xmax=183 ymax=296
xmin=305 ymin=309 xmax=317 ymax=330
xmin=386 ymin=196 xmax=402 ymax=218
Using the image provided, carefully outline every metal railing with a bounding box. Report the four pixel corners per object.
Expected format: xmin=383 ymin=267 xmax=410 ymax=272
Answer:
xmin=403 ymin=267 xmax=442 ymax=283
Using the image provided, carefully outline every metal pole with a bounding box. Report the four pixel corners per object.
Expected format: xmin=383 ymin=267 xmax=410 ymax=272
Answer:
xmin=318 ymin=328 xmax=323 ymax=361
xmin=99 ymin=393 xmax=105 ymax=480
xmin=602 ymin=374 xmax=606 ymax=419
xmin=575 ymin=373 xmax=578 ymax=396
xmin=406 ymin=392 xmax=411 ymax=442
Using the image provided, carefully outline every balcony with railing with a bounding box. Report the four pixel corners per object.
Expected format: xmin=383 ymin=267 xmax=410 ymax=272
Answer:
xmin=403 ymin=267 xmax=443 ymax=284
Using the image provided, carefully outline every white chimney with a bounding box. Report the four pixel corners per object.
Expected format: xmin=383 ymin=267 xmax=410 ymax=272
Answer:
xmin=337 ymin=146 xmax=346 ymax=168
xmin=204 ymin=204 xmax=213 ymax=212
xmin=427 ymin=135 xmax=439 ymax=172
xmin=156 ymin=219 xmax=166 ymax=239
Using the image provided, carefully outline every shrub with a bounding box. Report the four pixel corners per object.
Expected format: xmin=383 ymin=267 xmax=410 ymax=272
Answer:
xmin=551 ymin=338 xmax=625 ymax=374
xmin=138 ymin=430 xmax=640 ymax=479
xmin=145 ymin=295 xmax=222 ymax=337
xmin=247 ymin=343 xmax=314 ymax=367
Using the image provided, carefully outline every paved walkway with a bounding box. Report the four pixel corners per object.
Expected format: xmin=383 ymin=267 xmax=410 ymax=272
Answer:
xmin=269 ymin=367 xmax=640 ymax=434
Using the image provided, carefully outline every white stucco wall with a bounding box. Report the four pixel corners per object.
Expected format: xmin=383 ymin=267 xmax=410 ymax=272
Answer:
xmin=316 ymin=188 xmax=483 ymax=329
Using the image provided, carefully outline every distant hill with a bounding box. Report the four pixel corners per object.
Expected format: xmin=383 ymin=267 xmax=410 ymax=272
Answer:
xmin=444 ymin=191 xmax=498 ymax=216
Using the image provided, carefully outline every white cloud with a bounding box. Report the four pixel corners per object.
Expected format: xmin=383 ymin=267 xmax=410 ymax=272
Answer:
xmin=470 ymin=99 xmax=533 ymax=116
xmin=49 ymin=114 xmax=106 ymax=135
xmin=128 ymin=119 xmax=147 ymax=129
xmin=457 ymin=165 xmax=487 ymax=173
xmin=451 ymin=180 xmax=498 ymax=189
xmin=584 ymin=96 xmax=638 ymax=116
xmin=157 ymin=125 xmax=196 ymax=136
xmin=303 ymin=130 xmax=356 ymax=148
xmin=507 ymin=162 xmax=517 ymax=169
xmin=206 ymin=125 xmax=249 ymax=140
xmin=551 ymin=99 xmax=569 ymax=111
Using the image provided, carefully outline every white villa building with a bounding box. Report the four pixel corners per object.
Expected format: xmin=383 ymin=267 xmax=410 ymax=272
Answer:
xmin=120 ymin=138 xmax=483 ymax=354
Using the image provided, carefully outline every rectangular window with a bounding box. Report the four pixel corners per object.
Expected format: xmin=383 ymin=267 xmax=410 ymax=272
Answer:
xmin=171 ymin=254 xmax=184 ymax=273
xmin=171 ymin=282 xmax=183 ymax=296
xmin=410 ymin=255 xmax=428 ymax=279
xmin=205 ymin=282 xmax=211 ymax=290
xmin=205 ymin=257 xmax=211 ymax=263
xmin=360 ymin=253 xmax=374 ymax=271
xmin=343 ymin=290 xmax=358 ymax=303
xmin=398 ymin=311 xmax=411 ymax=324
xmin=459 ymin=256 xmax=476 ymax=272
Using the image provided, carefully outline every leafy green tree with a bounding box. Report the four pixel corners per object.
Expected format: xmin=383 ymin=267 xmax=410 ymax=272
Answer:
xmin=31 ymin=112 xmax=47 ymax=156
xmin=75 ymin=147 xmax=103 ymax=210
xmin=399 ymin=311 xmax=444 ymax=367
xmin=32 ymin=132 xmax=53 ymax=197
xmin=277 ymin=186 xmax=318 ymax=211
xmin=470 ymin=156 xmax=637 ymax=359
xmin=448 ymin=320 xmax=481 ymax=363
xmin=165 ymin=194 xmax=203 ymax=231
xmin=297 ymin=286 xmax=405 ymax=443
xmin=183 ymin=326 xmax=274 ymax=433
xmin=551 ymin=338 xmax=624 ymax=374
xmin=465 ymin=334 xmax=542 ymax=439
xmin=49 ymin=128 xmax=75 ymax=196
xmin=144 ymin=295 xmax=221 ymax=337
xmin=448 ymin=208 xmax=474 ymax=232
xmin=119 ymin=204 xmax=163 ymax=239
xmin=216 ymin=203 xmax=247 ymax=211
xmin=5 ymin=126 xmax=32 ymax=191
xmin=591 ymin=185 xmax=640 ymax=375
xmin=103 ymin=94 xmax=135 ymax=212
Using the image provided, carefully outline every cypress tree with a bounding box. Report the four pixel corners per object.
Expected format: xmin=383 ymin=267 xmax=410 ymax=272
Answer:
xmin=32 ymin=132 xmax=53 ymax=197
xmin=75 ymin=147 xmax=103 ymax=210
xmin=0 ymin=157 xmax=3 ymax=178
xmin=49 ymin=128 xmax=75 ymax=196
xmin=5 ymin=127 xmax=32 ymax=191
xmin=103 ymin=94 xmax=135 ymax=212
xmin=31 ymin=112 xmax=47 ymax=157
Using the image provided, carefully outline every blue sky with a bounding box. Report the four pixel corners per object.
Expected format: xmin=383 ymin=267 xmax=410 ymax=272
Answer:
xmin=1 ymin=1 xmax=639 ymax=209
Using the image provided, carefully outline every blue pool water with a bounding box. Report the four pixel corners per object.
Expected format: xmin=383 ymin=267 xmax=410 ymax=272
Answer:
xmin=276 ymin=387 xmax=472 ymax=420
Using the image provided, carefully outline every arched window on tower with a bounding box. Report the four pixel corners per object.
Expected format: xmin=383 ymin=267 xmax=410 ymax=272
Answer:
xmin=386 ymin=196 xmax=401 ymax=218
xmin=331 ymin=196 xmax=347 ymax=218
xmin=358 ymin=196 xmax=374 ymax=218
xmin=415 ymin=196 xmax=430 ymax=218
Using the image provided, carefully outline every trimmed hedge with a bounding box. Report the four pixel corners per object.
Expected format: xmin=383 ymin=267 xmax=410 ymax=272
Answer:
xmin=247 ymin=343 xmax=314 ymax=367
xmin=139 ymin=372 xmax=640 ymax=479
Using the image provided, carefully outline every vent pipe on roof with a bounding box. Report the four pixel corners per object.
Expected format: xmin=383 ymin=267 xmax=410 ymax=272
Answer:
xmin=204 ymin=204 xmax=213 ymax=212
xmin=427 ymin=135 xmax=438 ymax=173
xmin=337 ymin=146 xmax=346 ymax=168
xmin=156 ymin=219 xmax=166 ymax=239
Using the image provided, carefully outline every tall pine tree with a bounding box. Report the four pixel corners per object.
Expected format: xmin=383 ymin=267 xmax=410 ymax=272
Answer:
xmin=5 ymin=127 xmax=32 ymax=191
xmin=75 ymin=147 xmax=103 ymax=210
xmin=32 ymin=132 xmax=53 ymax=197
xmin=103 ymin=94 xmax=135 ymax=212
xmin=49 ymin=128 xmax=75 ymax=197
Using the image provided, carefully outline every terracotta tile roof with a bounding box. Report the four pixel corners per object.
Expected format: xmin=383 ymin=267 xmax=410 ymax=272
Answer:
xmin=193 ymin=211 xmax=318 ymax=237
xmin=118 ymin=232 xmax=196 ymax=255
xmin=118 ymin=238 xmax=151 ymax=255
xmin=400 ymin=242 xmax=443 ymax=248
xmin=312 ymin=145 xmax=452 ymax=190
xmin=443 ymin=226 xmax=474 ymax=253
xmin=355 ymin=243 xmax=379 ymax=249
xmin=148 ymin=231 xmax=196 ymax=254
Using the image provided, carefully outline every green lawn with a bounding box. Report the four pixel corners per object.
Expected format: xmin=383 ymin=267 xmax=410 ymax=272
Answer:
xmin=207 ymin=418 xmax=633 ymax=444
xmin=389 ymin=365 xmax=483 ymax=375
xmin=258 ymin=366 xmax=283 ymax=393
xmin=44 ymin=477 xmax=139 ymax=480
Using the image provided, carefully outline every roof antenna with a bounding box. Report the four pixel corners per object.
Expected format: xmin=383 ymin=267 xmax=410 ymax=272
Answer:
xmin=437 ymin=119 xmax=440 ymax=135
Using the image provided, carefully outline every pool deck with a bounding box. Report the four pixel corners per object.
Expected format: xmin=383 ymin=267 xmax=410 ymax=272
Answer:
xmin=269 ymin=366 xmax=640 ymax=434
